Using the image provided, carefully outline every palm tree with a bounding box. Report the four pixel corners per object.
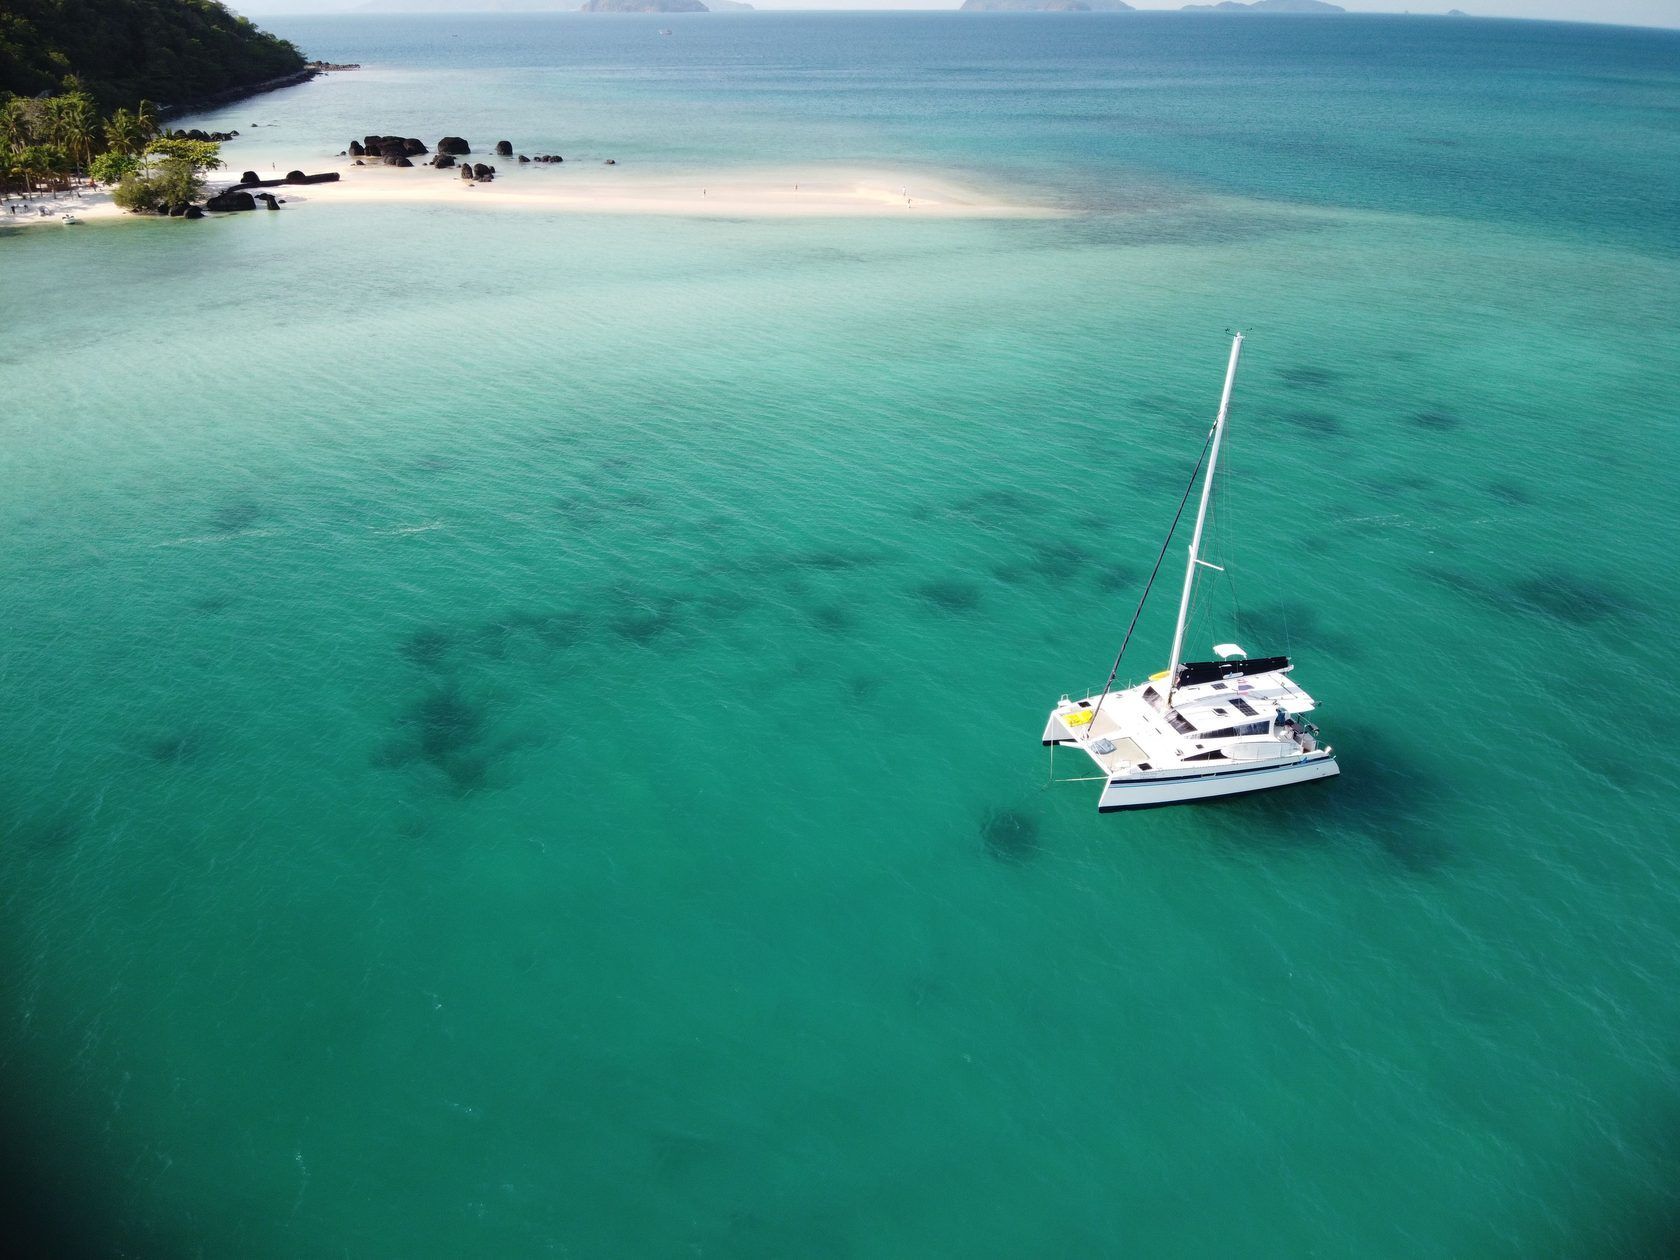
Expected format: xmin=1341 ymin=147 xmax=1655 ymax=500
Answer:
xmin=136 ymin=100 xmax=159 ymax=143
xmin=1 ymin=101 xmax=36 ymax=196
xmin=64 ymin=95 xmax=96 ymax=174
xmin=46 ymin=93 xmax=97 ymax=177
xmin=105 ymin=108 xmax=145 ymax=156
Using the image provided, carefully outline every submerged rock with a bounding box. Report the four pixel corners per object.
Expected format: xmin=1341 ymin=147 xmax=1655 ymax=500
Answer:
xmin=494 ymin=140 xmax=513 ymax=157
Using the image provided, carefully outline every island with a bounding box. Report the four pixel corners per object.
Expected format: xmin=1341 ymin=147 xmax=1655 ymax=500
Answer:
xmin=578 ymin=0 xmax=710 ymax=11
xmin=960 ymin=0 xmax=1135 ymax=9
xmin=1181 ymin=1 xmax=1346 ymax=11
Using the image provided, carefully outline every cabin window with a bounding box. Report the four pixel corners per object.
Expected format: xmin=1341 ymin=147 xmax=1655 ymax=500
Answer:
xmin=1185 ymin=750 xmax=1227 ymax=762
xmin=1167 ymin=712 xmax=1196 ymax=736
xmin=1230 ymin=697 xmax=1258 ymax=717
xmin=1202 ymin=722 xmax=1270 ymax=740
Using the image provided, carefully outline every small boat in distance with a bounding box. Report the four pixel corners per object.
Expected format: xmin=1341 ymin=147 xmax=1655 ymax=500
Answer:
xmin=1042 ymin=333 xmax=1340 ymax=811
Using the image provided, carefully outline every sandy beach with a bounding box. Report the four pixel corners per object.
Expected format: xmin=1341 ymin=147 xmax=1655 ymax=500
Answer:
xmin=1 ymin=186 xmax=126 ymax=227
xmin=224 ymin=156 xmax=1057 ymax=219
xmin=3 ymin=157 xmax=1056 ymax=227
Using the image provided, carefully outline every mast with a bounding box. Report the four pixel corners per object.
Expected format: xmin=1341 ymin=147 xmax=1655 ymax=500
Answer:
xmin=1165 ymin=332 xmax=1243 ymax=708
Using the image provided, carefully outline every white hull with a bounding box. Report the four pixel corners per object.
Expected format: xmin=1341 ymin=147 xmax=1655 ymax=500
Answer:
xmin=1096 ymin=754 xmax=1338 ymax=812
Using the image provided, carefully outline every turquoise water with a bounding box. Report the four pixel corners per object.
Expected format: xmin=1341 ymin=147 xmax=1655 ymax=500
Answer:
xmin=4 ymin=13 xmax=1680 ymax=1256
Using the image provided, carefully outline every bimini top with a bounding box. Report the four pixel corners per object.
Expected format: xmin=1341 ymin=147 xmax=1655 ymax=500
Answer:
xmin=1174 ymin=655 xmax=1290 ymax=688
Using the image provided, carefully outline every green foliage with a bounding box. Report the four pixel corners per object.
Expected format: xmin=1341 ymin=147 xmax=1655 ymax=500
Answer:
xmin=146 ymin=136 xmax=221 ymax=172
xmin=110 ymin=154 xmax=203 ymax=212
xmin=89 ymin=150 xmax=138 ymax=185
xmin=151 ymin=154 xmax=203 ymax=204
xmin=110 ymin=171 xmax=162 ymax=213
xmin=7 ymin=141 xmax=70 ymax=191
xmin=0 ymin=0 xmax=305 ymax=114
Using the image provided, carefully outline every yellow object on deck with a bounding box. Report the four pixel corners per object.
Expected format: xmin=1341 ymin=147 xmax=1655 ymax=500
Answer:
xmin=1064 ymin=710 xmax=1094 ymax=727
xmin=1149 ymin=670 xmax=1169 ymax=681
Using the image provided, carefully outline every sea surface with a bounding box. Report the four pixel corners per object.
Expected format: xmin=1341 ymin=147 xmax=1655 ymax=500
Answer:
xmin=4 ymin=12 xmax=1680 ymax=1257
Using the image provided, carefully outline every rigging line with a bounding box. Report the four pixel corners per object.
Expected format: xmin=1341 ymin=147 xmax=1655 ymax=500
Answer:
xmin=1084 ymin=422 xmax=1218 ymax=733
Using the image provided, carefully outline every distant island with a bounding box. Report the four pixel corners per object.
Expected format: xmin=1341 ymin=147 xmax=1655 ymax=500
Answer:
xmin=578 ymin=0 xmax=709 ymax=10
xmin=0 ymin=0 xmax=306 ymax=114
xmin=957 ymin=0 xmax=1344 ymax=11
xmin=960 ymin=1 xmax=1135 ymax=10
xmin=354 ymin=0 xmax=753 ymax=9
xmin=1181 ymin=1 xmax=1346 ymax=11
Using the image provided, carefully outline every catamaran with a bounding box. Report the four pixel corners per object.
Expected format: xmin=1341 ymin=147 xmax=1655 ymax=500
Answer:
xmin=1041 ymin=333 xmax=1339 ymax=811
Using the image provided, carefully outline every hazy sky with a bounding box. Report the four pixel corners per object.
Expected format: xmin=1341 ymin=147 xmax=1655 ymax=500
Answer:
xmin=230 ymin=1 xmax=1680 ymax=31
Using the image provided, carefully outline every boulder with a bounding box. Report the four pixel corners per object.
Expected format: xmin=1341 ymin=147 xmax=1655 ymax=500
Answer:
xmin=167 ymin=203 xmax=186 ymax=217
xmin=438 ymin=136 xmax=470 ymax=155
xmin=206 ymin=190 xmax=257 ymax=212
xmin=402 ymin=138 xmax=428 ymax=156
xmin=257 ymin=193 xmax=280 ymax=211
xmin=241 ymin=170 xmax=260 ymax=185
xmin=363 ymin=135 xmax=383 ymax=153
xmin=472 ymin=163 xmax=493 ymax=179
xmin=285 ymin=172 xmax=341 ymax=185
xmin=285 ymin=170 xmax=306 ymax=183
xmin=354 ymin=159 xmax=365 ymax=166
xmin=603 ymin=159 xmax=616 ymax=165
xmin=433 ymin=154 xmax=456 ymax=169
xmin=184 ymin=206 xmax=204 ymax=219
xmin=460 ymin=165 xmax=473 ymax=180
xmin=348 ymin=140 xmax=364 ymax=157
xmin=518 ymin=154 xmax=529 ymax=163
xmin=495 ymin=140 xmax=513 ymax=157
xmin=383 ymin=154 xmax=414 ymax=167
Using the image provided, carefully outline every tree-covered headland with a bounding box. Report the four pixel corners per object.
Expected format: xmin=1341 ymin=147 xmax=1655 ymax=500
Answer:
xmin=1 ymin=1 xmax=306 ymax=209
xmin=0 ymin=0 xmax=304 ymax=114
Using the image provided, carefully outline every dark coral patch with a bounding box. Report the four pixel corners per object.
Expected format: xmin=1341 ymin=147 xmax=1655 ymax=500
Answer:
xmin=400 ymin=626 xmax=456 ymax=669
xmin=807 ymin=603 xmax=854 ymax=634
xmin=1279 ymin=365 xmax=1343 ymax=390
xmin=914 ymin=579 xmax=982 ymax=614
xmin=211 ymin=500 xmax=262 ymax=532
xmin=1487 ymin=480 xmax=1533 ymax=507
xmin=1283 ymin=409 xmax=1343 ymax=436
xmin=981 ymin=808 xmax=1040 ymax=864
xmin=1509 ymin=572 xmax=1633 ymax=627
xmin=1411 ymin=408 xmax=1462 ymax=431
xmin=410 ymin=685 xmax=487 ymax=764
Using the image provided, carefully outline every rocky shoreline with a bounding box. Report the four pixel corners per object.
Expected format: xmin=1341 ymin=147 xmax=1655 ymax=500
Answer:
xmin=161 ymin=63 xmax=360 ymax=119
